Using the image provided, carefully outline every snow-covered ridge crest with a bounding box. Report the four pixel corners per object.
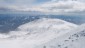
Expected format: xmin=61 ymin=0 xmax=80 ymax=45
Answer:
xmin=18 ymin=18 xmax=78 ymax=31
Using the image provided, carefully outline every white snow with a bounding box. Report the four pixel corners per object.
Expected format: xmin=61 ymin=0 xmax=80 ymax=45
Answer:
xmin=35 ymin=24 xmax=85 ymax=48
xmin=0 ymin=18 xmax=84 ymax=48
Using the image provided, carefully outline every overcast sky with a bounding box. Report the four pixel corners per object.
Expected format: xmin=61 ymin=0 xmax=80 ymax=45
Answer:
xmin=0 ymin=0 xmax=85 ymax=15
xmin=0 ymin=0 xmax=85 ymax=7
xmin=0 ymin=0 xmax=51 ymax=7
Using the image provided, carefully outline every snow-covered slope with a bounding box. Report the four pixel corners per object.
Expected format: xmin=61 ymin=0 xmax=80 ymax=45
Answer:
xmin=35 ymin=24 xmax=85 ymax=48
xmin=0 ymin=18 xmax=80 ymax=48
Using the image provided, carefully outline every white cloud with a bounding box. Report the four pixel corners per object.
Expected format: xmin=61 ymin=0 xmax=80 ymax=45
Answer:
xmin=1 ymin=0 xmax=85 ymax=15
xmin=40 ymin=1 xmax=85 ymax=14
xmin=0 ymin=0 xmax=37 ymax=7
xmin=20 ymin=1 xmax=85 ymax=15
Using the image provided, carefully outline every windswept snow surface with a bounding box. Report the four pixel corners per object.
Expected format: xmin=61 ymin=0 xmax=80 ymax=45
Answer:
xmin=0 ymin=18 xmax=85 ymax=48
xmin=36 ymin=24 xmax=85 ymax=48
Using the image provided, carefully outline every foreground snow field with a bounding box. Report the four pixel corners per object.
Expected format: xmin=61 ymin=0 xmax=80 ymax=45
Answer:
xmin=36 ymin=24 xmax=85 ymax=48
xmin=0 ymin=18 xmax=85 ymax=48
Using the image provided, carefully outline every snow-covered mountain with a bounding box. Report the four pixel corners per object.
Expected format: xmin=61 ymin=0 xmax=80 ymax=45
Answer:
xmin=0 ymin=18 xmax=79 ymax=48
xmin=0 ymin=18 xmax=77 ymax=38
